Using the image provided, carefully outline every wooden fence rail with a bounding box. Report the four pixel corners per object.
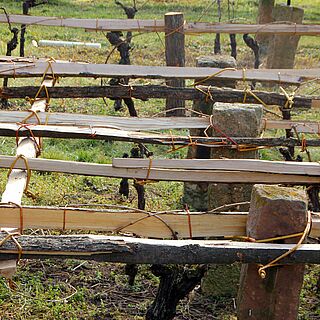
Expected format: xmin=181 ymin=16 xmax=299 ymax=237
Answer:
xmin=0 ymin=233 xmax=319 ymax=264
xmin=0 ymin=205 xmax=318 ymax=238
xmin=0 ymin=14 xmax=320 ymax=35
xmin=0 ymin=60 xmax=318 ymax=84
xmin=1 ymin=111 xmax=320 ymax=133
xmin=0 ymin=155 xmax=319 ymax=184
xmin=1 ymin=123 xmax=320 ymax=146
xmin=0 ymin=85 xmax=318 ymax=109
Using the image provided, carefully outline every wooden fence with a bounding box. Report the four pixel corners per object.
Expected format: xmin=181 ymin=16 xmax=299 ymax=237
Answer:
xmin=0 ymin=9 xmax=319 ymax=319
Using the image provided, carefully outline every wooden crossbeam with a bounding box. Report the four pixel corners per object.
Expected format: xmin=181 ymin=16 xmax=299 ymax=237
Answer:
xmin=0 ymin=233 xmax=319 ymax=264
xmin=1 ymin=111 xmax=319 ymax=134
xmin=0 ymin=85 xmax=317 ymax=109
xmin=1 ymin=123 xmax=319 ymax=147
xmin=0 ymin=205 xmax=246 ymax=238
xmin=112 ymin=158 xmax=320 ymax=176
xmin=0 ymin=14 xmax=320 ymax=35
xmin=0 ymin=111 xmax=209 ymax=130
xmin=0 ymin=60 xmax=318 ymax=84
xmin=0 ymin=155 xmax=319 ymax=184
xmin=0 ymin=205 xmax=318 ymax=239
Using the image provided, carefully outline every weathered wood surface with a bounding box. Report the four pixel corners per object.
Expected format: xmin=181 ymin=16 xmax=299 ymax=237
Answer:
xmin=0 ymin=60 xmax=318 ymax=84
xmin=1 ymin=122 xmax=320 ymax=147
xmin=0 ymin=234 xmax=319 ymax=264
xmin=0 ymin=85 xmax=316 ymax=109
xmin=0 ymin=205 xmax=246 ymax=238
xmin=0 ymin=111 xmax=208 ymax=129
xmin=0 ymin=205 xmax=318 ymax=238
xmin=238 ymin=184 xmax=307 ymax=319
xmin=112 ymin=158 xmax=320 ymax=176
xmin=1 ymin=111 xmax=319 ymax=134
xmin=0 ymin=77 xmax=55 ymax=277
xmin=165 ymin=12 xmax=185 ymax=116
xmin=0 ymin=155 xmax=319 ymax=184
xmin=0 ymin=14 xmax=320 ymax=35
xmin=1 ymin=79 xmax=55 ymax=205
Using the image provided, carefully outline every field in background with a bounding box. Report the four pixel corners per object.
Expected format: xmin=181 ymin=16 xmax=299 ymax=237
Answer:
xmin=0 ymin=0 xmax=319 ymax=319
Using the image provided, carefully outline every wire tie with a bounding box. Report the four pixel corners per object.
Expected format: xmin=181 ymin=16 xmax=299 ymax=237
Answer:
xmin=258 ymin=210 xmax=311 ymax=279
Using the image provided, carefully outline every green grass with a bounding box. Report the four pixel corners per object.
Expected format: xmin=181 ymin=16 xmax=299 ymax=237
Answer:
xmin=0 ymin=0 xmax=319 ymax=319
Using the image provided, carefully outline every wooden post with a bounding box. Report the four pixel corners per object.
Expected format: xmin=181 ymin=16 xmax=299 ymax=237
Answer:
xmin=165 ymin=12 xmax=185 ymax=116
xmin=266 ymin=5 xmax=304 ymax=69
xmin=237 ymin=184 xmax=308 ymax=319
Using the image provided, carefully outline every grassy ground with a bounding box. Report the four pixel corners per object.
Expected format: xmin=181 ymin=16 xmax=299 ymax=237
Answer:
xmin=0 ymin=0 xmax=319 ymax=319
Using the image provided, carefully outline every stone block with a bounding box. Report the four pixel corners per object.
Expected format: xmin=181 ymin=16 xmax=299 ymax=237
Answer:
xmin=266 ymin=5 xmax=304 ymax=69
xmin=237 ymin=184 xmax=308 ymax=320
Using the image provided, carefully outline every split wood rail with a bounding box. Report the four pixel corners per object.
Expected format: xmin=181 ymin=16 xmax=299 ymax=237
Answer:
xmin=0 ymin=14 xmax=320 ymax=35
xmin=0 ymin=13 xmax=319 ymax=266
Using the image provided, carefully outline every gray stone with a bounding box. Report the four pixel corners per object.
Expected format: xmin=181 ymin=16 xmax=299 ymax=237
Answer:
xmin=266 ymin=5 xmax=304 ymax=69
xmin=237 ymin=184 xmax=308 ymax=320
xmin=208 ymin=103 xmax=263 ymax=210
xmin=196 ymin=55 xmax=237 ymax=69
xmin=183 ymin=56 xmax=238 ymax=211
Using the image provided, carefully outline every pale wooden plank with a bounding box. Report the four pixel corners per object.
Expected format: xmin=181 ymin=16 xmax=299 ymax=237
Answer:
xmin=0 ymin=76 xmax=55 ymax=276
xmin=112 ymin=158 xmax=320 ymax=176
xmin=265 ymin=120 xmax=320 ymax=134
xmin=1 ymin=122 xmax=320 ymax=147
xmin=1 ymin=111 xmax=320 ymax=134
xmin=1 ymin=14 xmax=320 ymax=35
xmin=0 ymin=60 xmax=318 ymax=84
xmin=0 ymin=155 xmax=319 ymax=184
xmin=0 ymin=205 xmax=318 ymax=238
xmin=0 ymin=111 xmax=209 ymax=130
xmin=0 ymin=205 xmax=246 ymax=238
xmin=1 ymin=79 xmax=55 ymax=205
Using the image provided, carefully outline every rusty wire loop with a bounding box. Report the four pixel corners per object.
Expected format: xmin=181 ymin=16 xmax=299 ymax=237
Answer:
xmin=257 ymin=210 xmax=312 ymax=279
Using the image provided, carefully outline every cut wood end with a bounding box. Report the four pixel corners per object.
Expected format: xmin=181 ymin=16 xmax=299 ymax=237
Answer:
xmin=165 ymin=12 xmax=183 ymax=16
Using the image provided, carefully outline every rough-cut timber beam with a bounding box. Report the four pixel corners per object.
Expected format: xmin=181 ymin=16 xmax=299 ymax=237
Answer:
xmin=0 ymin=111 xmax=209 ymax=130
xmin=112 ymin=158 xmax=320 ymax=176
xmin=0 ymin=85 xmax=317 ymax=109
xmin=1 ymin=111 xmax=320 ymax=134
xmin=0 ymin=234 xmax=320 ymax=264
xmin=0 ymin=205 xmax=246 ymax=238
xmin=1 ymin=123 xmax=320 ymax=147
xmin=0 ymin=205 xmax=318 ymax=238
xmin=0 ymin=155 xmax=319 ymax=184
xmin=0 ymin=14 xmax=320 ymax=35
xmin=0 ymin=60 xmax=318 ymax=84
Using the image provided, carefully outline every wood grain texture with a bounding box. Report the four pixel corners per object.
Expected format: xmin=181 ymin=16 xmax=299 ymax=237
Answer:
xmin=0 ymin=155 xmax=319 ymax=184
xmin=0 ymin=85 xmax=316 ymax=109
xmin=0 ymin=205 xmax=246 ymax=238
xmin=0 ymin=14 xmax=319 ymax=35
xmin=112 ymin=158 xmax=320 ymax=176
xmin=1 ymin=123 xmax=319 ymax=147
xmin=0 ymin=205 xmax=318 ymax=238
xmin=1 ymin=79 xmax=55 ymax=205
xmin=0 ymin=111 xmax=208 ymax=130
xmin=1 ymin=111 xmax=319 ymax=133
xmin=0 ymin=60 xmax=318 ymax=84
xmin=0 ymin=233 xmax=319 ymax=264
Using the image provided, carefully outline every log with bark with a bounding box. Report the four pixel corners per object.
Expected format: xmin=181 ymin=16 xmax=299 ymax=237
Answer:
xmin=0 ymin=234 xmax=320 ymax=264
xmin=0 ymin=85 xmax=317 ymax=108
